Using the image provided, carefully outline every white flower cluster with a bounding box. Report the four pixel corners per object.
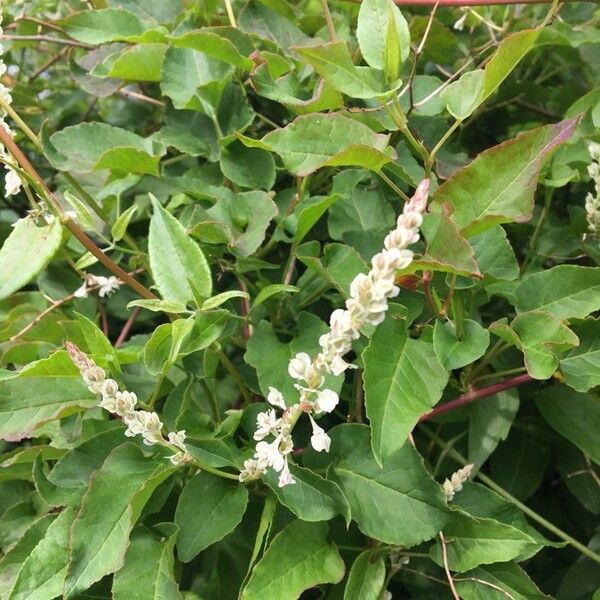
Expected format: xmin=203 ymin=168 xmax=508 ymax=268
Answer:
xmin=74 ymin=274 xmax=121 ymax=299
xmin=586 ymin=142 xmax=600 ymax=234
xmin=442 ymin=464 xmax=474 ymax=501
xmin=66 ymin=342 xmax=191 ymax=466
xmin=0 ymin=16 xmax=22 ymax=197
xmin=242 ymin=180 xmax=430 ymax=487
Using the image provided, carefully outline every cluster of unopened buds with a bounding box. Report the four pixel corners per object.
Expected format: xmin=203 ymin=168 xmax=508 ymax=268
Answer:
xmin=74 ymin=274 xmax=122 ymax=299
xmin=241 ymin=180 xmax=430 ymax=487
xmin=442 ymin=464 xmax=474 ymax=501
xmin=66 ymin=342 xmax=191 ymax=466
xmin=585 ymin=142 xmax=600 ymax=234
xmin=0 ymin=16 xmax=22 ymax=198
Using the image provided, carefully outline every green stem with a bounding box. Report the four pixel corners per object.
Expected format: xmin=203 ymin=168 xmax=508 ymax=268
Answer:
xmin=420 ymin=425 xmax=600 ymax=566
xmin=319 ymin=0 xmax=337 ymax=42
xmin=427 ymin=119 xmax=462 ymax=170
xmin=216 ymin=349 xmax=252 ymax=405
xmin=471 ymin=366 xmax=527 ymax=385
xmin=379 ymin=171 xmax=410 ymax=202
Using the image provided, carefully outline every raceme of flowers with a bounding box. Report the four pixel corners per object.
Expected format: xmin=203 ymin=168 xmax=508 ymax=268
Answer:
xmin=65 ymin=342 xmax=191 ymax=466
xmin=442 ymin=464 xmax=474 ymax=501
xmin=241 ymin=179 xmax=431 ymax=487
xmin=586 ymin=141 xmax=600 ymax=234
xmin=74 ymin=274 xmax=122 ymax=298
xmin=0 ymin=16 xmax=22 ymax=198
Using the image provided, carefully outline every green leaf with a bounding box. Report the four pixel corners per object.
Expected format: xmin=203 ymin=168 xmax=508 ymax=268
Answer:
xmin=455 ymin=562 xmax=552 ymax=600
xmin=74 ymin=312 xmax=121 ymax=374
xmin=431 ymin=119 xmax=578 ymax=236
xmin=264 ymin=464 xmax=350 ymax=523
xmin=127 ymin=298 xmax=189 ymax=313
xmin=318 ymin=424 xmax=449 ymax=546
xmin=430 ymin=512 xmax=538 ymax=573
xmin=0 ymin=351 xmax=95 ymax=441
xmin=111 ymin=204 xmax=138 ymax=242
xmin=343 ymin=551 xmax=385 ymax=600
xmin=535 ymin=384 xmax=600 ymax=465
xmin=357 ymin=0 xmax=410 ymax=69
xmin=112 ymin=525 xmax=182 ymax=600
xmin=7 ymin=508 xmax=75 ymax=600
xmin=154 ymin=109 xmax=219 ymax=160
xmin=45 ymin=122 xmax=161 ymax=175
xmin=434 ymin=319 xmax=490 ymax=370
xmin=295 ymin=42 xmax=392 ymax=99
xmin=58 ymin=8 xmax=146 ymax=44
xmin=168 ymin=30 xmax=253 ymax=70
xmin=63 ymin=190 xmax=96 ymax=231
xmin=202 ymin=290 xmax=249 ymax=311
xmin=469 ymin=226 xmax=519 ymax=281
xmin=441 ymin=69 xmax=485 ymax=120
xmin=64 ymin=444 xmax=175 ymax=598
xmin=0 ymin=216 xmax=62 ymax=301
xmin=175 ymin=471 xmax=248 ymax=562
xmin=560 ymin=319 xmax=600 ymax=392
xmin=104 ymin=44 xmax=167 ymax=81
xmin=240 ymin=521 xmax=344 ymax=600
xmin=294 ymin=194 xmax=343 ymax=244
xmin=148 ymin=196 xmax=212 ymax=305
xmin=514 ymin=265 xmax=600 ymax=319
xmin=363 ymin=317 xmax=449 ymax=463
xmin=245 ymin=114 xmax=394 ymax=176
xmin=469 ymin=390 xmax=519 ymax=470
xmin=253 ymin=284 xmax=300 ymax=308
xmin=220 ymin=141 xmax=276 ymax=190
xmin=143 ymin=317 xmax=194 ymax=375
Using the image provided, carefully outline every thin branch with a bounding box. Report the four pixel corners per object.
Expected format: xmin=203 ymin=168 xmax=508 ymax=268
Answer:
xmin=29 ymin=47 xmax=69 ymax=81
xmin=439 ymin=532 xmax=460 ymax=600
xmin=118 ymin=88 xmax=166 ymax=107
xmin=320 ymin=0 xmax=338 ymax=42
xmin=114 ymin=306 xmax=141 ymax=347
xmin=0 ymin=34 xmax=92 ymax=49
xmin=419 ymin=373 xmax=534 ymax=421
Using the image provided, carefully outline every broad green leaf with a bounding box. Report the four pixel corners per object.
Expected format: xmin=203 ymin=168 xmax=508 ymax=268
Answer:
xmin=264 ymin=464 xmax=350 ymax=523
xmin=169 ymin=30 xmax=253 ymax=70
xmin=143 ymin=317 xmax=194 ymax=375
xmin=154 ymin=109 xmax=219 ymax=160
xmin=455 ymin=562 xmax=552 ymax=600
xmin=0 ymin=351 xmax=94 ymax=441
xmin=490 ymin=311 xmax=578 ymax=379
xmin=104 ymin=44 xmax=167 ymax=81
xmin=441 ymin=69 xmax=485 ymax=120
xmin=202 ymin=290 xmax=249 ymax=311
xmin=317 ymin=424 xmax=449 ymax=546
xmin=560 ymin=319 xmax=600 ymax=392
xmin=363 ymin=317 xmax=449 ymax=463
xmin=191 ymin=189 xmax=277 ymax=257
xmin=294 ymin=194 xmax=343 ymax=244
xmin=343 ymin=551 xmax=385 ymax=600
xmin=148 ymin=196 xmax=212 ymax=305
xmin=430 ymin=512 xmax=538 ymax=573
xmin=469 ymin=226 xmax=519 ymax=281
xmin=7 ymin=508 xmax=75 ymax=600
xmin=514 ymin=265 xmax=600 ymax=319
xmin=240 ymin=521 xmax=344 ymax=600
xmin=112 ymin=525 xmax=182 ymax=600
xmin=246 ymin=114 xmax=394 ymax=176
xmin=220 ymin=141 xmax=276 ymax=190
xmin=58 ymin=8 xmax=146 ymax=44
xmin=295 ymin=42 xmax=392 ymax=99
xmin=431 ymin=119 xmax=578 ymax=236
xmin=175 ymin=471 xmax=248 ymax=562
xmin=111 ymin=204 xmax=138 ymax=242
xmin=535 ymin=384 xmax=600 ymax=465
xmin=74 ymin=312 xmax=121 ymax=374
xmin=434 ymin=319 xmax=490 ymax=370
xmin=357 ymin=0 xmax=410 ymax=69
xmin=557 ymin=444 xmax=600 ymax=514
xmin=469 ymin=390 xmax=519 ymax=470
xmin=45 ymin=122 xmax=161 ymax=175
xmin=253 ymin=284 xmax=300 ymax=308
xmin=64 ymin=444 xmax=175 ymax=598
xmin=0 ymin=216 xmax=62 ymax=301
xmin=415 ymin=210 xmax=481 ymax=277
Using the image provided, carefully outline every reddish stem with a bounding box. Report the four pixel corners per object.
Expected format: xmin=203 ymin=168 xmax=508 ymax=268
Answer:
xmin=114 ymin=306 xmax=141 ymax=348
xmin=419 ymin=373 xmax=533 ymax=421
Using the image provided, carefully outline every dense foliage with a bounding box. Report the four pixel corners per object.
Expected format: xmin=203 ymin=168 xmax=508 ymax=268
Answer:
xmin=0 ymin=0 xmax=599 ymax=598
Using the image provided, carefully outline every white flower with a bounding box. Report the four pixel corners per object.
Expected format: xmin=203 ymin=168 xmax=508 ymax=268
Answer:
xmin=82 ymin=366 xmax=106 ymax=394
xmin=100 ymin=378 xmax=119 ymax=399
xmin=278 ymin=457 xmax=296 ymax=487
xmin=586 ymin=142 xmax=600 ymax=233
xmin=96 ymin=275 xmax=121 ymax=297
xmin=168 ymin=430 xmax=187 ymax=452
xmin=442 ymin=464 xmax=474 ymax=501
xmin=253 ymin=409 xmax=281 ymax=441
xmin=4 ymin=166 xmax=21 ymax=196
xmin=169 ymin=451 xmax=191 ymax=466
xmin=99 ymin=390 xmax=137 ymax=416
xmin=255 ymin=437 xmax=285 ymax=472
xmin=267 ymin=387 xmax=286 ymax=410
xmin=288 ymin=352 xmax=324 ymax=387
xmin=309 ymin=415 xmax=331 ymax=452
xmin=73 ymin=282 xmax=89 ymax=298
xmin=239 ymin=458 xmax=268 ymax=482
xmin=124 ymin=410 xmax=163 ymax=445
xmin=314 ymin=389 xmax=339 ymax=414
